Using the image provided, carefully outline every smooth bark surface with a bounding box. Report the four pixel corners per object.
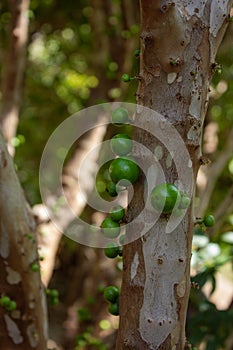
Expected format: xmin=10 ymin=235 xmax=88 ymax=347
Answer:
xmin=116 ymin=1 xmax=232 ymax=349
xmin=0 ymin=132 xmax=48 ymax=350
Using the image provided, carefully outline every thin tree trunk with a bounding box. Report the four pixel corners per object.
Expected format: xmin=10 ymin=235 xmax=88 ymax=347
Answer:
xmin=116 ymin=1 xmax=232 ymax=349
xmin=197 ymin=127 xmax=233 ymax=216
xmin=0 ymin=0 xmax=30 ymax=155
xmin=0 ymin=131 xmax=48 ymax=350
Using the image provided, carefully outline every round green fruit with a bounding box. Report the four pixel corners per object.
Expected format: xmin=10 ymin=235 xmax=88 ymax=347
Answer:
xmin=6 ymin=301 xmax=17 ymax=312
xmin=119 ymin=234 xmax=126 ymax=245
xmin=96 ymin=180 xmax=106 ymax=193
xmin=134 ymin=49 xmax=140 ymax=57
xmin=106 ymin=181 xmax=118 ymax=197
xmin=51 ymin=297 xmax=59 ymax=306
xmin=111 ymin=107 xmax=129 ymax=125
xmin=194 ymin=227 xmax=205 ymax=236
xmin=109 ymin=157 xmax=140 ymax=185
xmin=111 ymin=134 xmax=133 ymax=156
xmin=110 ymin=205 xmax=125 ymax=222
xmin=179 ymin=193 xmax=191 ymax=209
xmin=150 ymin=183 xmax=181 ymax=214
xmin=108 ymin=302 xmax=119 ymax=316
xmin=121 ymin=73 xmax=131 ymax=83
xmin=118 ymin=249 xmax=123 ymax=257
xmin=31 ymin=263 xmax=40 ymax=272
xmin=0 ymin=296 xmax=11 ymax=307
xmin=172 ymin=208 xmax=184 ymax=217
xmin=103 ymin=169 xmax=111 ymax=182
xmin=203 ymin=214 xmax=215 ymax=227
xmin=101 ymin=218 xmax=120 ymax=238
xmin=50 ymin=289 xmax=59 ymax=298
xmin=104 ymin=286 xmax=119 ymax=303
xmin=104 ymin=242 xmax=120 ymax=258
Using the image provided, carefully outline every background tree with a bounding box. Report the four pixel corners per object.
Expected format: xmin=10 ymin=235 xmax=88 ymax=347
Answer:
xmin=0 ymin=1 xmax=47 ymax=349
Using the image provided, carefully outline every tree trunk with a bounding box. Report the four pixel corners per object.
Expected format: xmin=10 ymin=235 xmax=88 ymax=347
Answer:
xmin=0 ymin=0 xmax=30 ymax=155
xmin=116 ymin=1 xmax=232 ymax=349
xmin=0 ymin=132 xmax=48 ymax=350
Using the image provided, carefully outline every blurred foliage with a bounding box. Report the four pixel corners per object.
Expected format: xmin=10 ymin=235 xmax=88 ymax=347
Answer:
xmin=0 ymin=1 xmax=233 ymax=349
xmin=188 ymin=225 xmax=233 ymax=348
xmin=0 ymin=0 xmax=139 ymax=203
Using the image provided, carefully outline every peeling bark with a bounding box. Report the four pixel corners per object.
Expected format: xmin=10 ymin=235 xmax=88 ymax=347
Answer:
xmin=116 ymin=1 xmax=232 ymax=349
xmin=0 ymin=132 xmax=48 ymax=350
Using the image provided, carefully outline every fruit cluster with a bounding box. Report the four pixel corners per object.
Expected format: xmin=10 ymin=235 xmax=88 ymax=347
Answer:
xmin=0 ymin=295 xmax=17 ymax=312
xmin=99 ymin=107 xmax=139 ymax=315
xmin=150 ymin=183 xmax=190 ymax=215
xmin=103 ymin=286 xmax=120 ymax=316
xmin=46 ymin=288 xmax=59 ymax=306
xmin=99 ymin=107 xmax=140 ymax=254
xmin=197 ymin=214 xmax=215 ymax=229
xmin=31 ymin=262 xmax=40 ymax=272
xmin=99 ymin=107 xmax=192 ymax=316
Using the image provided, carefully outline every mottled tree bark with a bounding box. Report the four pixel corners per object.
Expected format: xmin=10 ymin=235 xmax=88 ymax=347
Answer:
xmin=0 ymin=132 xmax=48 ymax=349
xmin=0 ymin=0 xmax=30 ymax=154
xmin=116 ymin=1 xmax=232 ymax=349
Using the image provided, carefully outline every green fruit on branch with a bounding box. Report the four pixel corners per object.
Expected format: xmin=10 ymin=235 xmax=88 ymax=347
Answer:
xmin=104 ymin=286 xmax=119 ymax=303
xmin=106 ymin=181 xmax=118 ymax=197
xmin=51 ymin=297 xmax=59 ymax=306
xmin=111 ymin=107 xmax=129 ymax=125
xmin=110 ymin=205 xmax=125 ymax=222
xmin=0 ymin=296 xmax=11 ymax=307
xmin=111 ymin=134 xmax=133 ymax=156
xmin=109 ymin=157 xmax=140 ymax=185
xmin=119 ymin=234 xmax=126 ymax=245
xmin=104 ymin=242 xmax=120 ymax=258
xmin=6 ymin=301 xmax=17 ymax=311
xmin=179 ymin=194 xmax=191 ymax=209
xmin=50 ymin=289 xmax=59 ymax=298
xmin=134 ymin=49 xmax=140 ymax=57
xmin=96 ymin=180 xmax=106 ymax=193
xmin=31 ymin=263 xmax=40 ymax=272
xmin=150 ymin=183 xmax=181 ymax=214
xmin=108 ymin=301 xmax=119 ymax=316
xmin=0 ymin=296 xmax=17 ymax=311
xmin=203 ymin=214 xmax=215 ymax=227
xmin=101 ymin=218 xmax=120 ymax=238
xmin=121 ymin=73 xmax=131 ymax=82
